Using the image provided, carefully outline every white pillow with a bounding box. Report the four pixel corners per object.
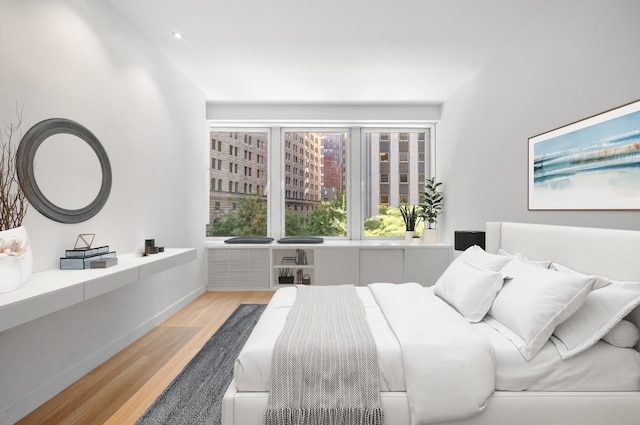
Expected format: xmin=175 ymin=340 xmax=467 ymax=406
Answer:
xmin=434 ymin=260 xmax=507 ymax=322
xmin=487 ymin=258 xmax=599 ymax=361
xmin=602 ymin=319 xmax=640 ymax=348
xmin=552 ymin=280 xmax=640 ymax=358
xmin=497 ymin=249 xmax=551 ymax=269
xmin=550 ymin=262 xmax=612 ymax=290
xmin=456 ymin=245 xmax=511 ymax=271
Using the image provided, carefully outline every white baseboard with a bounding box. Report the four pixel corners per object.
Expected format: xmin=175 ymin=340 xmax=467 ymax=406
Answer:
xmin=1 ymin=285 xmax=205 ymax=425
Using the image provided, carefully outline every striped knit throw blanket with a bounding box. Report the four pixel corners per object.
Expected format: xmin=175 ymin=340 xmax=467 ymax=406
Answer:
xmin=265 ymin=285 xmax=384 ymax=425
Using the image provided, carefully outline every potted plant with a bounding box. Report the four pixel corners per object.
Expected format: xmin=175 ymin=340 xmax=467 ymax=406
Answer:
xmin=278 ymin=268 xmax=294 ymax=284
xmin=398 ymin=204 xmax=421 ymax=242
xmin=419 ymin=177 xmax=444 ymax=244
xmin=0 ymin=107 xmax=32 ymax=292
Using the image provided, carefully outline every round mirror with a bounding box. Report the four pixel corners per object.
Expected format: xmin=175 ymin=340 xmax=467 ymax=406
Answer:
xmin=16 ymin=118 xmax=112 ymax=224
xmin=33 ymin=133 xmax=103 ymax=210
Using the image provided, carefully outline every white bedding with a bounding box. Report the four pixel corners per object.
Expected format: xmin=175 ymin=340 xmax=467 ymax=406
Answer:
xmin=475 ymin=321 xmax=640 ymax=391
xmin=235 ymin=286 xmax=406 ymax=392
xmin=368 ymin=282 xmax=494 ymax=424
xmin=235 ymin=286 xmax=640 ymax=394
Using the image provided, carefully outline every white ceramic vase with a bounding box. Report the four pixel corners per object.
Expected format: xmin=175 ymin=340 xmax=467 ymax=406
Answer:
xmin=422 ymin=228 xmax=438 ymax=244
xmin=404 ymin=230 xmax=415 ymax=242
xmin=0 ymin=226 xmax=33 ymax=293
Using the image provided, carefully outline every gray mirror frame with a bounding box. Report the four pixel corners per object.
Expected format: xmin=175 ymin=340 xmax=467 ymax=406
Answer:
xmin=16 ymin=118 xmax=112 ymax=224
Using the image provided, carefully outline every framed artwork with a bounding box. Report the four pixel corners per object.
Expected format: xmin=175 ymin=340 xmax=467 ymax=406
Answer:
xmin=528 ymin=99 xmax=640 ymax=210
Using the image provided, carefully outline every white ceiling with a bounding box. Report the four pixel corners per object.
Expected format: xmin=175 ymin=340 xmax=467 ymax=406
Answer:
xmin=107 ymin=0 xmax=550 ymax=104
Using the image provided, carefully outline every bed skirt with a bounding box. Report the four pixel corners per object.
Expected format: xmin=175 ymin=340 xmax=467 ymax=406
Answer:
xmin=223 ymin=379 xmax=640 ymax=425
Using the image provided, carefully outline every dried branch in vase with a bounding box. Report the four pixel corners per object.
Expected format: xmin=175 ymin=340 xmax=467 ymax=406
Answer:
xmin=0 ymin=105 xmax=29 ymax=231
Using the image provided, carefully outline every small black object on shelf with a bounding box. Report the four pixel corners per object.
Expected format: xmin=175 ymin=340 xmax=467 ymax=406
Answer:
xmin=454 ymin=231 xmax=486 ymax=251
xmin=278 ymin=276 xmax=295 ymax=284
xmin=144 ymin=239 xmax=164 ymax=255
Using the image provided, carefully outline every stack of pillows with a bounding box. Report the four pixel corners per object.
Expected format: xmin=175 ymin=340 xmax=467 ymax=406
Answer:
xmin=434 ymin=245 xmax=640 ymax=361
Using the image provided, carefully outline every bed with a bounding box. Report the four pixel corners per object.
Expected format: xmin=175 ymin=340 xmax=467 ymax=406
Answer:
xmin=222 ymin=222 xmax=640 ymax=425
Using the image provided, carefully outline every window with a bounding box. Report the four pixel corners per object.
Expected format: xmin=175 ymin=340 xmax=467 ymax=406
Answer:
xmin=207 ymin=125 xmax=433 ymax=240
xmin=284 ymin=130 xmax=347 ymax=237
xmin=364 ymin=130 xmax=430 ymax=238
xmin=208 ymin=131 xmax=269 ymax=237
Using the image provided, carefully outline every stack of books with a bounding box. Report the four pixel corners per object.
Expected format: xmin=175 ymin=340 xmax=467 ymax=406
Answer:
xmin=60 ymin=246 xmax=118 ymax=270
xmin=281 ymin=256 xmax=298 ymax=265
xmin=280 ymin=250 xmax=308 ymax=266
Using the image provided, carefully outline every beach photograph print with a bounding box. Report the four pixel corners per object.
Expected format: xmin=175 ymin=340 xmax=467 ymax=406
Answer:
xmin=529 ymin=100 xmax=640 ymax=210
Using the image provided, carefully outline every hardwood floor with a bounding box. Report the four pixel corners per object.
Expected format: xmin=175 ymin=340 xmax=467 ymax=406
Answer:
xmin=17 ymin=291 xmax=274 ymax=425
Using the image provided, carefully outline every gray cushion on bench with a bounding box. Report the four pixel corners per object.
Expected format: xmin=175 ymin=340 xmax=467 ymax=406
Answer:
xmin=224 ymin=236 xmax=274 ymax=244
xmin=277 ymin=236 xmax=324 ymax=244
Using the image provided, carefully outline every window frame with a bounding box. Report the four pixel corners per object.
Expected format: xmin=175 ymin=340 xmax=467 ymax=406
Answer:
xmin=206 ymin=124 xmax=435 ymax=241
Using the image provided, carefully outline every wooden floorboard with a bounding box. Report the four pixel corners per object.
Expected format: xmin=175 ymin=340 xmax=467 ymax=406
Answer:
xmin=17 ymin=291 xmax=274 ymax=425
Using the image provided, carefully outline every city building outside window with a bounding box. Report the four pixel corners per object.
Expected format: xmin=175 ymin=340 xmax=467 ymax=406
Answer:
xmin=363 ymin=130 xmax=429 ymax=238
xmin=207 ymin=131 xmax=269 ymax=236
xmin=284 ymin=131 xmax=347 ymax=237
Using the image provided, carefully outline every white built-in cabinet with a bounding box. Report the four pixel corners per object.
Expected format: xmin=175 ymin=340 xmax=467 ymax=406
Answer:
xmin=207 ymin=248 xmax=271 ymax=290
xmin=206 ymin=241 xmax=452 ymax=290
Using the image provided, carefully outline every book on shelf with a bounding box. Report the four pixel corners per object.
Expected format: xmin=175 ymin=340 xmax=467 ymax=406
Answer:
xmin=64 ymin=245 xmax=109 ymax=258
xmin=60 ymin=251 xmax=117 ymax=270
xmin=296 ymin=249 xmax=307 ymax=265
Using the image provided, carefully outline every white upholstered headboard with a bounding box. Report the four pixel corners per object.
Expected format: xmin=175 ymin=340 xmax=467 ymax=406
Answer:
xmin=486 ymin=222 xmax=640 ymax=349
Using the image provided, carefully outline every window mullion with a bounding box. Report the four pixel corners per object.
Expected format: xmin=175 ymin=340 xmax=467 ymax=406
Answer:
xmin=268 ymin=126 xmax=283 ymax=239
xmin=349 ymin=127 xmax=363 ymax=240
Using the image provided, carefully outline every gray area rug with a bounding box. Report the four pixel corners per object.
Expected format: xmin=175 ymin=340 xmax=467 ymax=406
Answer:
xmin=136 ymin=303 xmax=267 ymax=425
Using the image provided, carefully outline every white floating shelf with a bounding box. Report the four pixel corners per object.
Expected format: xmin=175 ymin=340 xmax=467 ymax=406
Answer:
xmin=0 ymin=248 xmax=197 ymax=333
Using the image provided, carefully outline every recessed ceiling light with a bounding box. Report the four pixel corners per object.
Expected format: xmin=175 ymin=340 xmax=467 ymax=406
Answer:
xmin=173 ymin=32 xmax=183 ymax=39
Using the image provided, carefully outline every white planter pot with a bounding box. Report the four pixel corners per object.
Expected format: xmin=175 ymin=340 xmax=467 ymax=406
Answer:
xmin=404 ymin=230 xmax=415 ymax=242
xmin=0 ymin=256 xmax=21 ymax=293
xmin=422 ymin=229 xmax=438 ymax=244
xmin=0 ymin=226 xmax=33 ymax=293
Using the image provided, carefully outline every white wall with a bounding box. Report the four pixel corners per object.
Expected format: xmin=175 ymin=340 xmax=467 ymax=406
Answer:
xmin=438 ymin=0 xmax=640 ymax=244
xmin=206 ymin=102 xmax=442 ymax=123
xmin=0 ymin=0 xmax=207 ymax=422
